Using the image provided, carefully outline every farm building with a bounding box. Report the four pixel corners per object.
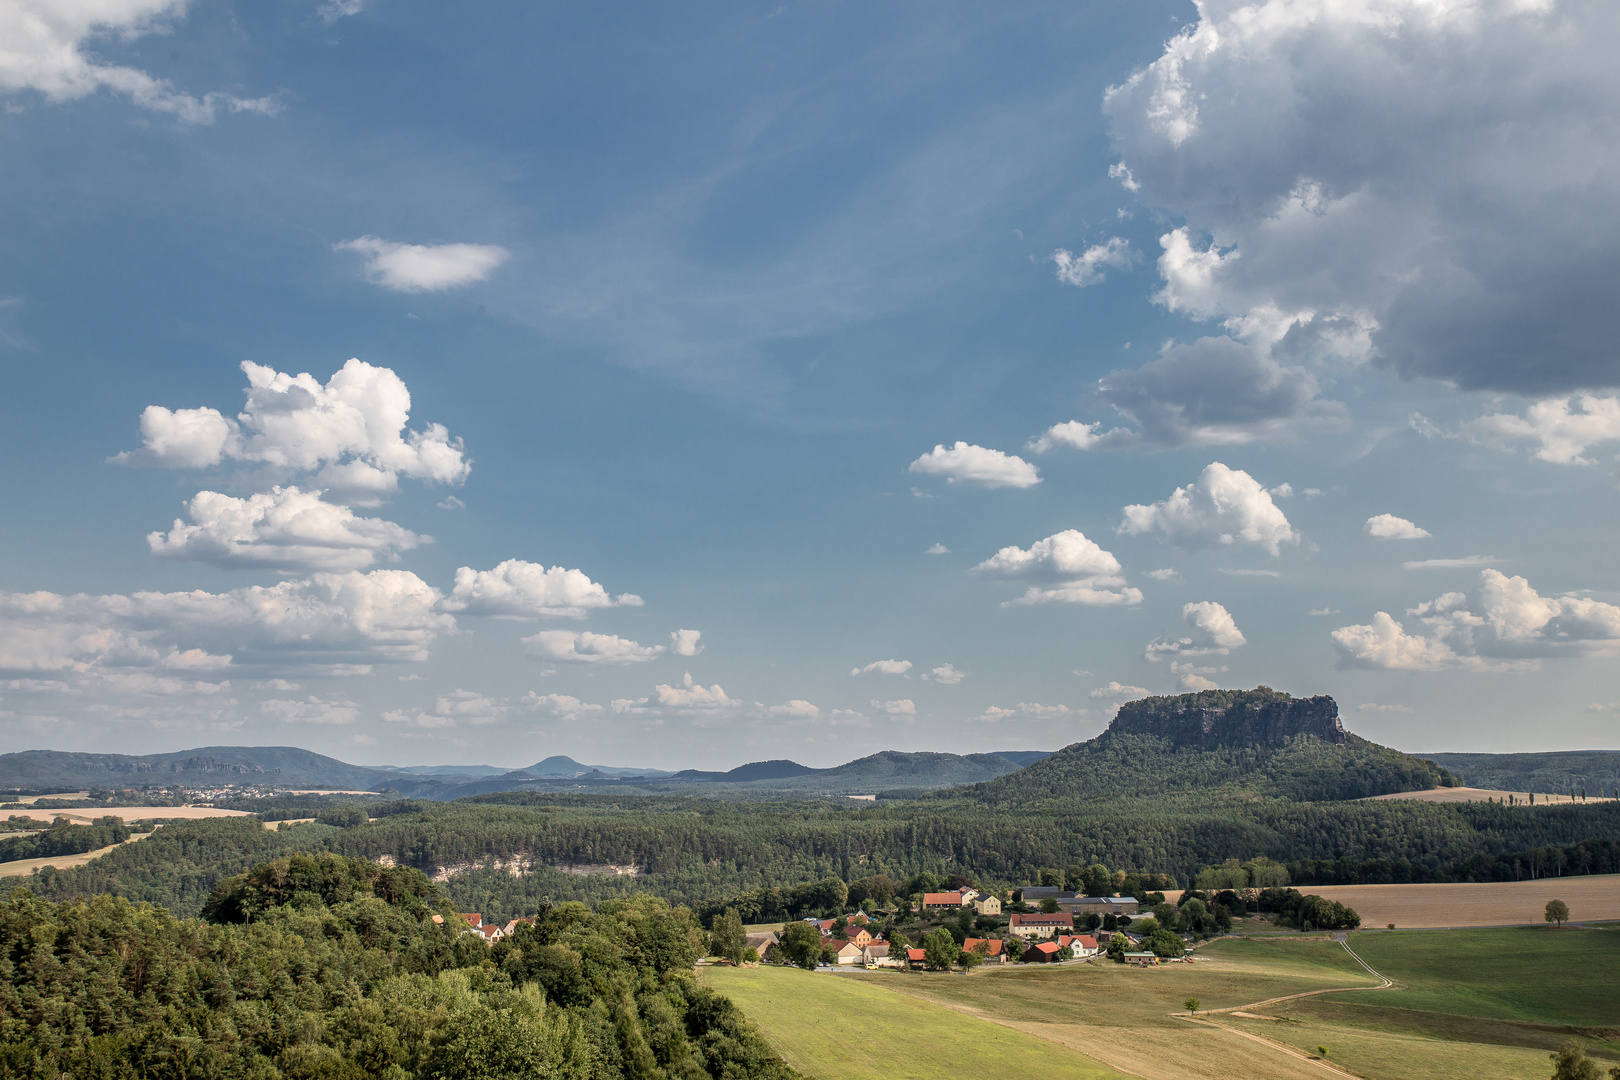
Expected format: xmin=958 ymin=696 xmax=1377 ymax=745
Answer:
xmin=1009 ymin=912 xmax=1074 ymax=939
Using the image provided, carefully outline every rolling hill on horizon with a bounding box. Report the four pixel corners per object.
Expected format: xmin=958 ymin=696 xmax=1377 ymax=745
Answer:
xmin=0 ymin=745 xmax=1052 ymax=799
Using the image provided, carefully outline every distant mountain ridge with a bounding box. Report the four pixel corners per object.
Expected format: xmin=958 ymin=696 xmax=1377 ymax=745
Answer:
xmin=962 ymin=687 xmax=1453 ymax=805
xmin=0 ymin=747 xmax=391 ymax=791
xmin=0 ymin=745 xmax=1050 ymax=798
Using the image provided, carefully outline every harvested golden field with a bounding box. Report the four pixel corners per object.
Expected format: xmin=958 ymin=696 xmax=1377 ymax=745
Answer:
xmin=1365 ymin=786 xmax=1612 ymax=805
xmin=1289 ymin=875 xmax=1620 ymax=928
xmin=1166 ymin=874 xmax=1620 ymax=928
xmin=0 ymin=833 xmax=151 ymax=878
xmin=1 ymin=805 xmax=253 ymax=824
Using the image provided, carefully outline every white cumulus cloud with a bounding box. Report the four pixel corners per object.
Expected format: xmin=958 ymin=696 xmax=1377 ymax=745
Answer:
xmin=383 ymin=689 xmax=508 ymax=729
xmin=1332 ymin=569 xmax=1620 ymax=671
xmin=1365 ymin=514 xmax=1432 ymax=540
xmin=768 ymin=699 xmax=821 ymax=719
xmin=1104 ymin=0 xmax=1620 ymax=394
xmin=335 ymin=237 xmax=511 ymax=293
xmin=923 ymin=663 xmax=965 ymax=685
xmin=0 ymin=569 xmax=452 ymax=676
xmin=1459 ymin=394 xmax=1620 ymax=465
xmin=522 ymin=631 xmax=666 ymax=665
xmin=871 ymin=698 xmax=916 ymax=716
xmin=669 ymin=629 xmax=703 ymax=657
xmin=1119 ymin=462 xmax=1298 ymax=556
xmin=974 ymin=529 xmax=1143 ymax=608
xmin=1090 ymin=681 xmax=1150 ymax=700
xmin=974 ymin=702 xmax=1078 ymax=723
xmin=442 ymin=559 xmax=642 ymax=618
xmin=656 ymin=673 xmax=734 ymax=711
xmin=0 ymin=0 xmax=278 ymax=122
xmin=851 ymin=659 xmax=911 ymax=677
xmin=1145 ymin=601 xmax=1247 ymax=661
xmin=1052 ymin=238 xmax=1138 ymax=287
xmin=147 ymin=486 xmax=426 ymax=572
xmin=907 ymin=442 xmax=1040 ymax=489
xmin=114 ymin=359 xmax=470 ymax=494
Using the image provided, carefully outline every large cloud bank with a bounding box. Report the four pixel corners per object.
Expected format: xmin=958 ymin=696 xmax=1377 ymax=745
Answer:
xmin=1332 ymin=569 xmax=1620 ymax=671
xmin=1105 ymin=0 xmax=1620 ymax=396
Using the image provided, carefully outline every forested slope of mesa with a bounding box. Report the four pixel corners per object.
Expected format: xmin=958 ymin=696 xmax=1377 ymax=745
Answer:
xmin=956 ymin=687 xmax=1455 ymax=805
xmin=0 ymin=852 xmax=796 ymax=1080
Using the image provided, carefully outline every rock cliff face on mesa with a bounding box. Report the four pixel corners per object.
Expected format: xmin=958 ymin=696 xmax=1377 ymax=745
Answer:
xmin=1107 ymin=687 xmax=1347 ymax=748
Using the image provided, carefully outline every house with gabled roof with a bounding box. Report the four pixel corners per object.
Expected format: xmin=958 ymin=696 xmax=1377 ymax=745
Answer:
xmin=922 ymin=891 xmax=971 ymax=911
xmin=1063 ymin=934 xmax=1099 ymax=958
xmin=826 ymin=939 xmax=865 ymax=966
xmin=1009 ymin=912 xmax=1074 ymax=939
xmin=962 ymin=937 xmax=1006 ymax=963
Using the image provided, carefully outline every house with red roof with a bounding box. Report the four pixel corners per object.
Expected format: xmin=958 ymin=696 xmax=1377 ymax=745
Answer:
xmin=1024 ymin=940 xmax=1064 ymax=963
xmin=962 ymin=937 xmax=1006 ymax=963
xmin=921 ymin=891 xmax=971 ymax=911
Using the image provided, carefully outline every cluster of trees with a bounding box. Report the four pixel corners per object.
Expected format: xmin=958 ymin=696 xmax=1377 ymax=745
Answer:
xmin=0 ymin=815 xmax=132 ymax=863
xmin=0 ymin=851 xmax=798 ymax=1080
xmin=1290 ymin=836 xmax=1620 ymax=886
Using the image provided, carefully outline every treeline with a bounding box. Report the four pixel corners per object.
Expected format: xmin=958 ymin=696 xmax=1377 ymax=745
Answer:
xmin=22 ymin=794 xmax=1620 ymax=925
xmin=0 ymin=852 xmax=797 ymax=1080
xmin=1290 ymin=836 xmax=1620 ymax=886
xmin=0 ymin=815 xmax=131 ymax=863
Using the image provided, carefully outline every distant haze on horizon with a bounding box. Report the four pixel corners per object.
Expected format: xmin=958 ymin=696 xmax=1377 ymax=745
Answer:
xmin=2 ymin=0 xmax=1619 ymax=770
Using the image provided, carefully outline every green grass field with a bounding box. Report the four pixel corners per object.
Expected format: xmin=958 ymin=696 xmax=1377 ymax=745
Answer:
xmin=1334 ymin=924 xmax=1620 ymax=1027
xmin=1223 ymin=926 xmax=1620 ymax=1080
xmin=707 ymin=929 xmax=1620 ymax=1080
xmin=699 ymin=966 xmax=1127 ymax=1080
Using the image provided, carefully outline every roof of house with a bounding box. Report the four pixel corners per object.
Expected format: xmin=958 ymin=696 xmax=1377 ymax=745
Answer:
xmin=1030 ymin=941 xmax=1061 ymax=954
xmin=1010 ymin=912 xmax=1074 ymax=926
xmin=906 ymin=948 xmax=926 ymax=961
xmin=1066 ymin=895 xmax=1143 ymax=905
xmin=1074 ymin=935 xmax=1099 ymax=949
xmin=963 ymin=937 xmax=1003 ymax=956
xmin=459 ymin=913 xmax=482 ymax=927
xmin=922 ymin=892 xmax=969 ymax=905
xmin=828 ymin=939 xmax=864 ymax=954
xmin=1018 ymin=887 xmax=1076 ymax=901
xmin=863 ymin=942 xmax=890 ymax=957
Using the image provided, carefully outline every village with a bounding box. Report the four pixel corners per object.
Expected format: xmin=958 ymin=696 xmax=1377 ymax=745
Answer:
xmin=453 ymin=883 xmax=1196 ymax=970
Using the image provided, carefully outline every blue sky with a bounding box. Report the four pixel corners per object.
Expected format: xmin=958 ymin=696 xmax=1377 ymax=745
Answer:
xmin=2 ymin=0 xmax=1618 ymax=769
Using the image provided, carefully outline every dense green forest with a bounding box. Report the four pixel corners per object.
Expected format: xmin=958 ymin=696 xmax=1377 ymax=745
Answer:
xmin=1419 ymin=750 xmax=1620 ymax=796
xmin=21 ymin=791 xmax=1620 ymax=925
xmin=0 ymin=816 xmax=133 ymax=862
xmin=0 ymin=852 xmax=796 ymax=1080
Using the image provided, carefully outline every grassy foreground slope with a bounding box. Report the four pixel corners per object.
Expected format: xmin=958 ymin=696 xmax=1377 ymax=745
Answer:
xmin=699 ymin=966 xmax=1125 ymax=1080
